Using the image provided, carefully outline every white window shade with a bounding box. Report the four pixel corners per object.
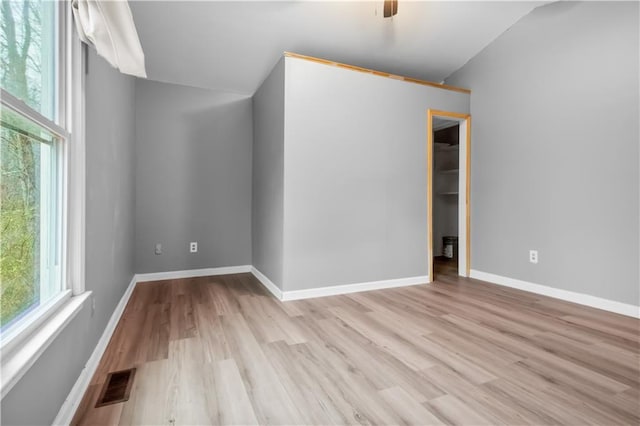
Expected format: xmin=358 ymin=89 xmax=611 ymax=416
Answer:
xmin=72 ymin=0 xmax=146 ymax=78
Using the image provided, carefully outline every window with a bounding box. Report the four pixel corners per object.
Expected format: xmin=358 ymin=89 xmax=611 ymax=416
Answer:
xmin=1 ymin=1 xmax=80 ymax=351
xmin=1 ymin=105 xmax=63 ymax=329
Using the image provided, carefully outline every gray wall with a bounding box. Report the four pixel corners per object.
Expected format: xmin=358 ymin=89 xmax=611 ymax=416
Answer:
xmin=1 ymin=51 xmax=137 ymax=425
xmin=134 ymin=80 xmax=252 ymax=273
xmin=252 ymin=58 xmax=285 ymax=288
xmin=282 ymin=57 xmax=469 ymax=291
xmin=446 ymin=1 xmax=639 ymax=305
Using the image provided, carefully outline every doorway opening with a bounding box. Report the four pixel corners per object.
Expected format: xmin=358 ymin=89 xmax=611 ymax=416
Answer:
xmin=427 ymin=109 xmax=470 ymax=282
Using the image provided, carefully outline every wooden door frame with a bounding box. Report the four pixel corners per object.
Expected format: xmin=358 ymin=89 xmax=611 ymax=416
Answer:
xmin=427 ymin=109 xmax=471 ymax=282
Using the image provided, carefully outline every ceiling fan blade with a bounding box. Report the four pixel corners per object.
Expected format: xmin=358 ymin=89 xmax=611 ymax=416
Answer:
xmin=383 ymin=0 xmax=398 ymax=18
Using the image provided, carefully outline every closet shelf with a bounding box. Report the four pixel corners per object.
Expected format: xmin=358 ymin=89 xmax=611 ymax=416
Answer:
xmin=439 ymin=168 xmax=459 ymax=174
xmin=435 ymin=144 xmax=459 ymax=152
xmin=438 ymin=191 xmax=459 ymax=195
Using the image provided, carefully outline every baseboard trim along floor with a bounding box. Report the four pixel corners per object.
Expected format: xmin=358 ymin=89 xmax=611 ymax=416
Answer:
xmin=250 ymin=267 xmax=429 ymax=301
xmin=250 ymin=267 xmax=284 ymax=299
xmin=470 ymin=269 xmax=640 ymax=319
xmin=53 ymin=276 xmax=137 ymax=425
xmin=280 ymin=275 xmax=430 ymax=301
xmin=136 ymin=265 xmax=252 ymax=283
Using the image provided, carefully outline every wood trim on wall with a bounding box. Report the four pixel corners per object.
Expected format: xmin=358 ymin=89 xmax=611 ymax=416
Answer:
xmin=465 ymin=116 xmax=471 ymax=277
xmin=284 ymin=52 xmax=471 ymax=94
xmin=427 ymin=109 xmax=472 ymax=280
xmin=427 ymin=110 xmax=434 ymax=282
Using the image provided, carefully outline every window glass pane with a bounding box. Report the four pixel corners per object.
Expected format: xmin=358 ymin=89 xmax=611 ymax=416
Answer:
xmin=1 ymin=104 xmax=61 ymax=330
xmin=1 ymin=0 xmax=58 ymax=121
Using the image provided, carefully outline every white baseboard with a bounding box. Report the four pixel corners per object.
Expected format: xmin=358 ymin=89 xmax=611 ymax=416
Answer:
xmin=53 ymin=275 xmax=137 ymax=425
xmin=470 ymin=270 xmax=640 ymax=319
xmin=136 ymin=265 xmax=252 ymax=283
xmin=250 ymin=268 xmax=429 ymax=301
xmin=281 ymin=275 xmax=429 ymax=301
xmin=250 ymin=267 xmax=283 ymax=300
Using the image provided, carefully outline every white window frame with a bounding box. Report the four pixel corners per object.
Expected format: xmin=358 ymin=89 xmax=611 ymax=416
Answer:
xmin=0 ymin=1 xmax=88 ymax=399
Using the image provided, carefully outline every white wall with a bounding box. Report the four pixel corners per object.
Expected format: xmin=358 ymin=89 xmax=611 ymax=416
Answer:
xmin=281 ymin=57 xmax=469 ymax=291
xmin=446 ymin=1 xmax=639 ymax=306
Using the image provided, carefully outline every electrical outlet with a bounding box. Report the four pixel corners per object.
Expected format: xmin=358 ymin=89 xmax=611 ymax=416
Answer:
xmin=155 ymin=243 xmax=162 ymax=255
xmin=190 ymin=242 xmax=198 ymax=253
xmin=91 ymin=296 xmax=96 ymax=317
xmin=529 ymin=250 xmax=538 ymax=264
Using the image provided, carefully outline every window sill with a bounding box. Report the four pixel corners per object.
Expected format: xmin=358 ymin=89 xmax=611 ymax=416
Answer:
xmin=0 ymin=291 xmax=92 ymax=399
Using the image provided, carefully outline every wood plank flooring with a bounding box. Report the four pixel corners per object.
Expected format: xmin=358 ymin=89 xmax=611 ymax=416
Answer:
xmin=72 ymin=267 xmax=640 ymax=425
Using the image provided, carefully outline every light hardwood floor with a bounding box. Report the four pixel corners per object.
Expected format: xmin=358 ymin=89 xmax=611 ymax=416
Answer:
xmin=72 ymin=266 xmax=640 ymax=425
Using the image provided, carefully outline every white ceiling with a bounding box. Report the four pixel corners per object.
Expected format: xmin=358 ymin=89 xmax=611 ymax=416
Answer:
xmin=129 ymin=1 xmax=545 ymax=95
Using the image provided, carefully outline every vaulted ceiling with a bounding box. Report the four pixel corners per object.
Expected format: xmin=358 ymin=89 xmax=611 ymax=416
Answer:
xmin=129 ymin=1 xmax=545 ymax=95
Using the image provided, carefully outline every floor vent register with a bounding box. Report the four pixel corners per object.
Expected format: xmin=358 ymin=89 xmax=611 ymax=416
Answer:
xmin=95 ymin=368 xmax=137 ymax=407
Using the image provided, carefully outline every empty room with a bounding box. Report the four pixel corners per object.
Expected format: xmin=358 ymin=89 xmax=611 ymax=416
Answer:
xmin=1 ymin=0 xmax=638 ymax=425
